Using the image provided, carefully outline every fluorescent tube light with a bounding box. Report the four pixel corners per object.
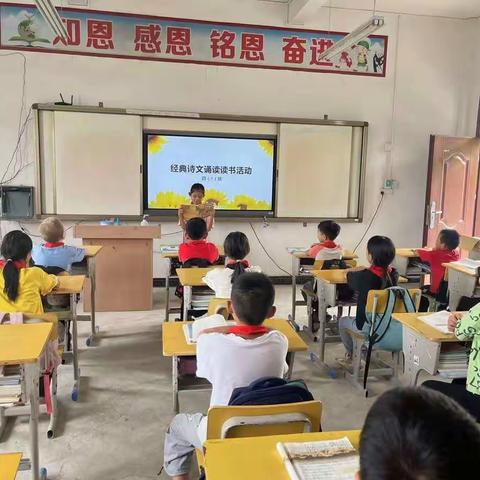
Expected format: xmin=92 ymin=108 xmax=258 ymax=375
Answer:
xmin=34 ymin=0 xmax=68 ymax=41
xmin=318 ymin=16 xmax=385 ymax=61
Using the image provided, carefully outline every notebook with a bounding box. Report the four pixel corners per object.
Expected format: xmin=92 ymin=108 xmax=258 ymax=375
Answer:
xmin=419 ymin=310 xmax=451 ymax=333
xmin=183 ymin=314 xmax=235 ymax=344
xmin=277 ymin=437 xmax=359 ymax=480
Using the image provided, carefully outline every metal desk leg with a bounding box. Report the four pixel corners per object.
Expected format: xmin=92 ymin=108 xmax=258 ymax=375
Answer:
xmin=183 ymin=286 xmax=192 ymax=321
xmin=285 ymin=352 xmax=295 ymax=380
xmin=288 ymin=256 xmax=300 ymax=330
xmin=26 ymin=362 xmax=41 ymax=480
xmin=173 ymin=356 xmax=179 ymax=413
xmin=71 ymin=293 xmax=80 ymax=402
xmin=86 ymin=256 xmax=97 ymax=347
xmin=47 ymin=368 xmax=58 ymax=439
xmin=317 ymin=281 xmax=327 ymax=364
xmin=165 ymin=259 xmax=171 ymax=322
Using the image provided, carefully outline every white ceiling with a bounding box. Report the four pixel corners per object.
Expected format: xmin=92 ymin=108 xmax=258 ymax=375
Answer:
xmin=264 ymin=0 xmax=480 ymax=19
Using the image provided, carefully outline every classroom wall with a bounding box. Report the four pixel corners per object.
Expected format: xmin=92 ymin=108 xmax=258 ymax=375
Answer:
xmin=0 ymin=0 xmax=478 ymax=276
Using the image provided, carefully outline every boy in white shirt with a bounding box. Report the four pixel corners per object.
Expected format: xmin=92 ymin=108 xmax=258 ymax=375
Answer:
xmin=163 ymin=273 xmax=288 ymax=480
xmin=203 ymin=232 xmax=261 ymax=299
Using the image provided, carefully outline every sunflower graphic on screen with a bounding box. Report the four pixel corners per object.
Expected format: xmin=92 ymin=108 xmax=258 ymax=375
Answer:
xmin=258 ymin=140 xmax=274 ymax=156
xmin=148 ymin=135 xmax=167 ymax=155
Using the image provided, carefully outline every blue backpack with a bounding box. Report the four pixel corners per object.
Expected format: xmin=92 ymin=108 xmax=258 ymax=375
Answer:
xmin=229 ymin=377 xmax=314 ymax=406
xmin=362 ymin=286 xmax=417 ymax=352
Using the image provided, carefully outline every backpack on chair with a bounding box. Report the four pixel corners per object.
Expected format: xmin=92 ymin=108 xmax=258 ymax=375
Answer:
xmin=228 ymin=377 xmax=314 ymax=406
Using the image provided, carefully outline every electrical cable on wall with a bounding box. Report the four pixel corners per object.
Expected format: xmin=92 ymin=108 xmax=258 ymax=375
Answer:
xmin=352 ymin=191 xmax=385 ymax=253
xmin=249 ymin=222 xmax=292 ymax=277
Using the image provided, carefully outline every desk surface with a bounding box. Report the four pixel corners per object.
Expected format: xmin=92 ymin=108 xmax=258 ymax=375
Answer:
xmin=0 ymin=323 xmax=53 ymax=365
xmin=290 ymin=249 xmax=357 ymax=260
xmin=53 ymin=275 xmax=86 ymax=294
xmin=162 ymin=245 xmax=225 ymax=259
xmin=395 ymin=248 xmax=421 ymax=258
xmin=0 ymin=453 xmax=22 ymax=480
xmin=204 ymin=430 xmax=360 ymax=480
xmin=176 ymin=267 xmax=222 ymax=286
xmin=163 ymin=318 xmax=308 ymax=357
xmin=83 ymin=245 xmax=102 ymax=257
xmin=392 ymin=312 xmax=462 ymax=342
xmin=443 ymin=262 xmax=478 ymax=276
xmin=312 ymin=269 xmax=348 ymax=284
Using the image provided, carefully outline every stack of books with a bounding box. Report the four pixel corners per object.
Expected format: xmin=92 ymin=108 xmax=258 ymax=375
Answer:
xmin=0 ymin=365 xmax=22 ymax=406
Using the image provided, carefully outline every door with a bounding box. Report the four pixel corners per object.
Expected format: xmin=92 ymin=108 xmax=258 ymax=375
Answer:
xmin=424 ymin=135 xmax=480 ymax=246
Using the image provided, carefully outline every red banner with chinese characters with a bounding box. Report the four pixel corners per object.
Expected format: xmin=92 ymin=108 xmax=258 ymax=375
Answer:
xmin=0 ymin=3 xmax=388 ymax=76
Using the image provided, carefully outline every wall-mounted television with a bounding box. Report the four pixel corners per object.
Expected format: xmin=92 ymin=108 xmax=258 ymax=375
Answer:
xmin=143 ymin=132 xmax=277 ymax=216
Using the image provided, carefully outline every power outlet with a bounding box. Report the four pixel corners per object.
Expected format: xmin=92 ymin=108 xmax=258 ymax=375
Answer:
xmin=383 ymin=179 xmax=394 ymax=189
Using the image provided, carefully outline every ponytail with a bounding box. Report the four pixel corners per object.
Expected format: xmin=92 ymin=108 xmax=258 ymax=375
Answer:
xmin=3 ymin=260 xmax=20 ymax=301
xmin=228 ymin=261 xmax=247 ymax=284
xmin=1 ymin=230 xmax=33 ymax=302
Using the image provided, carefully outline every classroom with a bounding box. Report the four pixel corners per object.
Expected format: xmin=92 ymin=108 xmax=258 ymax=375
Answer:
xmin=1 ymin=0 xmax=480 ymax=479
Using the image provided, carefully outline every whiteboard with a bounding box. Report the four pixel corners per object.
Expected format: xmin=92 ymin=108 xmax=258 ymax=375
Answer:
xmin=52 ymin=111 xmax=142 ymax=215
xmin=277 ymin=124 xmax=363 ymax=218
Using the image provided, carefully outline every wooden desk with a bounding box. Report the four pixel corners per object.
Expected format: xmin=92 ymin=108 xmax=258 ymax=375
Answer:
xmin=0 ymin=453 xmax=22 ymax=480
xmin=176 ymin=267 xmax=221 ymax=320
xmin=394 ymin=248 xmax=429 ymax=280
xmin=287 ymin=248 xmax=357 ymax=328
xmin=443 ymin=262 xmax=480 ymax=310
xmin=204 ymin=430 xmax=360 ymax=480
xmin=393 ymin=312 xmax=467 ymax=386
xmin=162 ymin=318 xmax=308 ymax=413
xmin=0 ymin=324 xmax=52 ymax=480
xmin=51 ymin=275 xmax=85 ymax=402
xmin=161 ymin=245 xmax=225 ymax=321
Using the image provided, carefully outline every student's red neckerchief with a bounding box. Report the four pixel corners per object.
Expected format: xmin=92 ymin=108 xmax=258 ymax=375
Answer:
xmin=0 ymin=259 xmax=27 ymax=269
xmin=369 ymin=265 xmax=392 ymax=278
xmin=44 ymin=242 xmax=64 ymax=248
xmin=228 ymin=325 xmax=269 ymax=336
xmin=226 ymin=259 xmax=249 ymax=268
xmin=320 ymin=240 xmax=338 ymax=249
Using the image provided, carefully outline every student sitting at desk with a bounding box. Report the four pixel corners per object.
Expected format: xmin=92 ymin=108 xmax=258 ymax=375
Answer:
xmin=339 ymin=236 xmax=398 ymax=357
xmin=203 ymin=232 xmax=260 ymax=299
xmin=0 ymin=230 xmax=57 ymax=315
xmin=416 ymin=229 xmax=460 ymax=310
xmin=358 ymin=387 xmax=480 ymax=479
xmin=308 ymin=220 xmax=343 ymax=260
xmin=178 ymin=218 xmax=219 ymax=266
xmin=32 ymin=217 xmax=85 ymax=273
xmin=163 ymin=273 xmax=288 ymax=480
xmin=423 ymin=306 xmax=480 ymax=421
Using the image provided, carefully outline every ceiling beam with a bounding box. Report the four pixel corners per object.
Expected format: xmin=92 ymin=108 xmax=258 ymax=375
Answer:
xmin=288 ymin=0 xmax=329 ymax=24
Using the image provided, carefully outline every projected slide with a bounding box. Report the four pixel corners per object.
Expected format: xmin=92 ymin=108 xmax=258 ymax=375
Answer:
xmin=145 ymin=134 xmax=275 ymax=212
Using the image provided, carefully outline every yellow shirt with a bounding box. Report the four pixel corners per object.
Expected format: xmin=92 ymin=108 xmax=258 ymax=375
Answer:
xmin=0 ymin=267 xmax=57 ymax=315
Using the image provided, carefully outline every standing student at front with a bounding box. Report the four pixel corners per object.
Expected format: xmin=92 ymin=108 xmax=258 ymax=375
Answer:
xmin=163 ymin=273 xmax=289 ymax=480
xmin=0 ymin=230 xmax=57 ymax=314
xmin=203 ymin=232 xmax=260 ymax=299
xmin=357 ymin=387 xmax=480 ymax=480
xmin=178 ymin=183 xmax=214 ymax=233
xmin=32 ymin=217 xmax=85 ymax=273
xmin=339 ymin=236 xmax=398 ymax=356
xmin=308 ymin=220 xmax=343 ymax=260
xmin=178 ymin=218 xmax=219 ymax=266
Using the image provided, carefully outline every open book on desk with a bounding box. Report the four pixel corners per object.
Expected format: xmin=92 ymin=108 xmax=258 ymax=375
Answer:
xmin=419 ymin=310 xmax=451 ymax=334
xmin=183 ymin=314 xmax=235 ymax=344
xmin=277 ymin=436 xmax=359 ymax=480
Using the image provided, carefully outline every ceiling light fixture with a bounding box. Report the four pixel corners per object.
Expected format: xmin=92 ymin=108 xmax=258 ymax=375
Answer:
xmin=34 ymin=0 xmax=68 ymax=41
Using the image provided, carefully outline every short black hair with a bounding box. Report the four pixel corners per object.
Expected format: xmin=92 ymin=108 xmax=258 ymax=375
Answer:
xmin=439 ymin=229 xmax=460 ymax=250
xmin=186 ymin=217 xmax=207 ymax=240
xmin=318 ymin=220 xmax=341 ymax=241
xmin=367 ymin=235 xmax=395 ymax=268
xmin=189 ymin=183 xmax=205 ymax=195
xmin=231 ymin=272 xmax=275 ymax=325
xmin=360 ymin=387 xmax=480 ymax=480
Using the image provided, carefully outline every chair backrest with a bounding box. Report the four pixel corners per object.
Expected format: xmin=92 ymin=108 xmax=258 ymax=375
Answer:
xmin=313 ymin=259 xmax=357 ymax=270
xmin=207 ymin=297 xmax=229 ymax=317
xmin=206 ymin=401 xmax=322 ymax=440
xmin=366 ymin=288 xmax=421 ymax=314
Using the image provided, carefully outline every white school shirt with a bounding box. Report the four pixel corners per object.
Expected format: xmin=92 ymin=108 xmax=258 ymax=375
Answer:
xmin=196 ymin=330 xmax=289 ymax=442
xmin=202 ymin=265 xmax=262 ymax=299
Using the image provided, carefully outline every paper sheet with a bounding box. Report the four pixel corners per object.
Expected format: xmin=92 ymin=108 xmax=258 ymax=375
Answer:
xmin=294 ymin=454 xmax=359 ymax=480
xmin=419 ymin=310 xmax=451 ymax=333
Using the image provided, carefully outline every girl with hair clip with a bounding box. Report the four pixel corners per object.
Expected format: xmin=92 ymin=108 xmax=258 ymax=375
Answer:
xmin=178 ymin=183 xmax=215 ymax=235
xmin=0 ymin=230 xmax=57 ymax=314
xmin=338 ymin=235 xmax=399 ymax=357
xmin=203 ymin=232 xmax=260 ymax=299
